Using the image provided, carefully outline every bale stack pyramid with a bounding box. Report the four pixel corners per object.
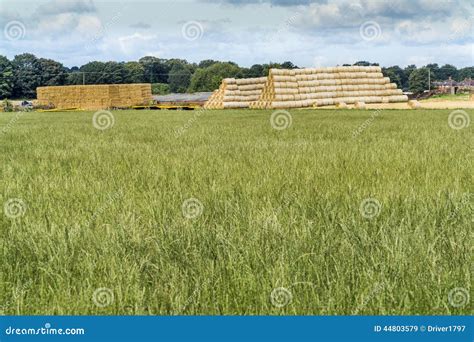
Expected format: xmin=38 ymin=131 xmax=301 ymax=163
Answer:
xmin=203 ymin=77 xmax=267 ymax=109
xmin=37 ymin=84 xmax=153 ymax=110
xmin=204 ymin=66 xmax=407 ymax=109
xmin=251 ymin=66 xmax=407 ymax=109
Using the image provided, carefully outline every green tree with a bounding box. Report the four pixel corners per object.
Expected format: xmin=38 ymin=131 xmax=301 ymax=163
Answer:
xmin=188 ymin=62 xmax=241 ymax=92
xmin=38 ymin=58 xmax=67 ymax=86
xmin=198 ymin=59 xmax=219 ymax=68
xmin=438 ymin=64 xmax=458 ymax=81
xmin=79 ymin=61 xmax=106 ymax=84
xmin=12 ymin=53 xmax=42 ymax=99
xmin=409 ymin=67 xmax=432 ymax=94
xmin=382 ymin=66 xmax=406 ymax=90
xmin=124 ymin=62 xmax=145 ymax=83
xmin=281 ymin=61 xmax=298 ymax=69
xmin=353 ymin=61 xmax=379 ymax=66
xmin=262 ymin=62 xmax=283 ymax=76
xmin=425 ymin=63 xmax=440 ymax=81
xmin=66 ymin=71 xmax=83 ymax=85
xmin=248 ymin=64 xmax=264 ymax=77
xmin=103 ymin=61 xmax=127 ymax=84
xmin=236 ymin=67 xmax=251 ymax=78
xmin=457 ymin=67 xmax=474 ymax=81
xmin=151 ymin=83 xmax=170 ymax=95
xmin=0 ymin=55 xmax=14 ymax=99
xmin=139 ymin=56 xmax=169 ymax=83
xmin=403 ymin=65 xmax=417 ymax=88
xmin=168 ymin=63 xmax=192 ymax=92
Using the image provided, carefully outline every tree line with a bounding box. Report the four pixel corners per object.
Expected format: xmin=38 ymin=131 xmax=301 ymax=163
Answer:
xmin=0 ymin=53 xmax=472 ymax=99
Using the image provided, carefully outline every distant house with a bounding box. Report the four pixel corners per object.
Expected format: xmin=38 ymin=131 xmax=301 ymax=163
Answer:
xmin=434 ymin=78 xmax=473 ymax=94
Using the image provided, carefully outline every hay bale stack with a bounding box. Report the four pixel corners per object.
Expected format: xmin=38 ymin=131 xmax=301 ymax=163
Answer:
xmin=204 ymin=77 xmax=267 ymax=109
xmin=250 ymin=66 xmax=407 ymax=109
xmin=36 ymin=84 xmax=153 ymax=110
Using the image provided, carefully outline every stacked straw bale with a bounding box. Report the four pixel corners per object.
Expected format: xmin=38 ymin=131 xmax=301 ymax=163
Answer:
xmin=37 ymin=84 xmax=152 ymax=110
xmin=204 ymin=77 xmax=267 ymax=109
xmin=248 ymin=66 xmax=407 ymax=109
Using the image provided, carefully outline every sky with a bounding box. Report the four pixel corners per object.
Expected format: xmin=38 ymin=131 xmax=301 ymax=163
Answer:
xmin=0 ymin=0 xmax=472 ymax=68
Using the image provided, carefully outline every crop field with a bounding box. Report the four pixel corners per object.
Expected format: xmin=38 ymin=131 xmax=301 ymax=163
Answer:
xmin=0 ymin=108 xmax=472 ymax=315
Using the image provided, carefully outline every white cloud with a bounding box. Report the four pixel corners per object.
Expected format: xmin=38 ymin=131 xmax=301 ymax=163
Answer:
xmin=77 ymin=15 xmax=102 ymax=35
xmin=35 ymin=0 xmax=96 ymax=16
xmin=0 ymin=0 xmax=472 ymax=68
xmin=118 ymin=33 xmax=160 ymax=55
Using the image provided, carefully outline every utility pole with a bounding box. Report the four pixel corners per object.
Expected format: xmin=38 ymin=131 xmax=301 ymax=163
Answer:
xmin=428 ymin=68 xmax=430 ymax=92
xmin=82 ymin=72 xmax=85 ymax=85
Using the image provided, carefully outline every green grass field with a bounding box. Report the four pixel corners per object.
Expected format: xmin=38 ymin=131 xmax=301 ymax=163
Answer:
xmin=0 ymin=108 xmax=472 ymax=315
xmin=426 ymin=93 xmax=470 ymax=101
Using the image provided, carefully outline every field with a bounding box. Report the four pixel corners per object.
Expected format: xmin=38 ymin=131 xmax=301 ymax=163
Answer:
xmin=0 ymin=108 xmax=472 ymax=315
xmin=427 ymin=93 xmax=470 ymax=101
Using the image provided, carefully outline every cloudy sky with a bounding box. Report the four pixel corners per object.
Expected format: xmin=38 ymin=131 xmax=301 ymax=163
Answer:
xmin=0 ymin=0 xmax=472 ymax=68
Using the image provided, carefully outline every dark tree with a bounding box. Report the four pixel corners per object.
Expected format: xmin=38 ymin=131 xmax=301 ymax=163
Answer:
xmin=382 ymin=65 xmax=407 ymax=90
xmin=425 ymin=63 xmax=440 ymax=81
xmin=0 ymin=55 xmax=14 ymax=99
xmin=281 ymin=61 xmax=298 ymax=69
xmin=38 ymin=58 xmax=67 ymax=86
xmin=438 ymin=64 xmax=458 ymax=81
xmin=168 ymin=63 xmax=192 ymax=92
xmin=79 ymin=61 xmax=107 ymax=84
xmin=457 ymin=67 xmax=474 ymax=81
xmin=409 ymin=67 xmax=432 ymax=94
xmin=139 ymin=56 xmax=169 ymax=83
xmin=188 ymin=62 xmax=241 ymax=92
xmin=124 ymin=62 xmax=145 ymax=83
xmin=198 ymin=59 xmax=220 ymax=68
xmin=12 ymin=53 xmax=42 ymax=99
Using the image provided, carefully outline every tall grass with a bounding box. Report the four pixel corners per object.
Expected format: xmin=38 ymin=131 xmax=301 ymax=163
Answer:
xmin=0 ymin=108 xmax=472 ymax=315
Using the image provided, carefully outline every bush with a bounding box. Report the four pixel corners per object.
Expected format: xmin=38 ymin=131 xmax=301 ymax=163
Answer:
xmin=2 ymin=99 xmax=13 ymax=112
xmin=151 ymin=83 xmax=170 ymax=95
